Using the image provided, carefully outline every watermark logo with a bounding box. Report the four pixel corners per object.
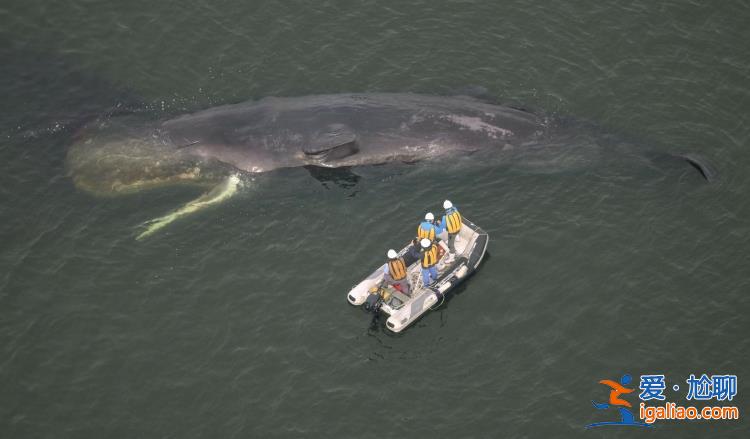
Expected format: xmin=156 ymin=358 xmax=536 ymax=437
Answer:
xmin=586 ymin=373 xmax=739 ymax=429
xmin=586 ymin=374 xmax=651 ymax=428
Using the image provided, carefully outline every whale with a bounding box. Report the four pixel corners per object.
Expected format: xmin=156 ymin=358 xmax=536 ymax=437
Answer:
xmin=66 ymin=93 xmax=714 ymax=239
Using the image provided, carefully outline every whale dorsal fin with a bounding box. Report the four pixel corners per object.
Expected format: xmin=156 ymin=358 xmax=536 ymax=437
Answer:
xmin=303 ymin=123 xmax=358 ymax=161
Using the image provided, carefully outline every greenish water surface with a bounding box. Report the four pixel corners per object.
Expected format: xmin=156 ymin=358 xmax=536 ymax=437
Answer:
xmin=1 ymin=1 xmax=748 ymax=437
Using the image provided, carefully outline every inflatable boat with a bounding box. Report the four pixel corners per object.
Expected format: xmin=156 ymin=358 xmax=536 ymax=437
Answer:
xmin=347 ymin=217 xmax=488 ymax=332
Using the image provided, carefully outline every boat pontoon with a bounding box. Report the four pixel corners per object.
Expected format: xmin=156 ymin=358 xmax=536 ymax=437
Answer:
xmin=347 ymin=217 xmax=488 ymax=332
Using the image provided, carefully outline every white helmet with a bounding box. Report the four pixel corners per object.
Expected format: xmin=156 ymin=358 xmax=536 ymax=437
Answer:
xmin=425 ymin=212 xmax=434 ymax=221
xmin=387 ymin=249 xmax=398 ymax=259
xmin=420 ymin=238 xmax=431 ymax=249
xmin=443 ymin=200 xmax=453 ymax=210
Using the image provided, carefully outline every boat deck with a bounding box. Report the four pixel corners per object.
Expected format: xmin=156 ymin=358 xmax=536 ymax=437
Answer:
xmin=347 ymin=216 xmax=488 ymax=332
xmin=380 ymin=220 xmax=484 ymax=310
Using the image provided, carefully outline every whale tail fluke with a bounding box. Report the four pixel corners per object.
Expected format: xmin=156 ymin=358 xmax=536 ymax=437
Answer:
xmin=135 ymin=174 xmax=243 ymax=240
xmin=677 ymin=153 xmax=717 ymax=182
xmin=645 ymin=152 xmax=717 ymax=183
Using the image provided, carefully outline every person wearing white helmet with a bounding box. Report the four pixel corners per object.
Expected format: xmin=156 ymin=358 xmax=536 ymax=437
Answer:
xmin=417 ymin=212 xmax=438 ymax=242
xmin=383 ymin=249 xmax=411 ymax=295
xmin=417 ymin=210 xmax=451 ymax=258
xmin=419 ymin=238 xmax=439 ymax=286
xmin=440 ymin=199 xmax=462 ymax=260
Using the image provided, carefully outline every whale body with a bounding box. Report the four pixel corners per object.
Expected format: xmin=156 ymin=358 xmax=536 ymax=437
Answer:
xmin=67 ymin=93 xmax=556 ymax=194
xmin=66 ymin=93 xmax=713 ymax=238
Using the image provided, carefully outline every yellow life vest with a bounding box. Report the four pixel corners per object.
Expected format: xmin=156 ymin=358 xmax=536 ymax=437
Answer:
xmin=417 ymin=223 xmax=435 ymax=241
xmin=445 ymin=209 xmax=462 ymax=234
xmin=387 ymin=258 xmax=407 ymax=281
xmin=421 ymin=244 xmax=438 ymax=268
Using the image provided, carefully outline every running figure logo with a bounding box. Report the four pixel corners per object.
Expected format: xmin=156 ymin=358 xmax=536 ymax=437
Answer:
xmin=586 ymin=374 xmax=652 ymax=429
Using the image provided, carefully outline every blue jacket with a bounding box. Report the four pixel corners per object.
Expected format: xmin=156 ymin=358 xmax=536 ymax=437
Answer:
xmin=434 ymin=220 xmax=446 ymax=235
xmin=419 ymin=220 xmax=443 ymax=237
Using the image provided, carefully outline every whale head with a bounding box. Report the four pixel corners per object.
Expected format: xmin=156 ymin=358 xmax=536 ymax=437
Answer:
xmin=66 ymin=116 xmax=230 ymax=196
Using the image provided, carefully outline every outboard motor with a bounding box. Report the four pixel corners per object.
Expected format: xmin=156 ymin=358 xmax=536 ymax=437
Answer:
xmin=363 ymin=286 xmax=391 ymax=314
xmin=364 ymin=287 xmax=388 ymax=331
xmin=363 ymin=291 xmax=384 ymax=313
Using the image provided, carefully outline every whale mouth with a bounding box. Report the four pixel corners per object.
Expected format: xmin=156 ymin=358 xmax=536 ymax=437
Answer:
xmin=73 ymin=167 xmax=208 ymax=195
xmin=68 ymin=152 xmax=217 ymax=196
xmin=66 ymin=118 xmax=226 ymax=196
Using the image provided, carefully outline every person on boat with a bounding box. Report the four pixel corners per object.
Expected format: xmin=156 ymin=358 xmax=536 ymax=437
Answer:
xmin=440 ymin=200 xmax=462 ymax=260
xmin=417 ymin=212 xmax=439 ymax=242
xmin=383 ymin=249 xmax=411 ymax=295
xmin=419 ymin=238 xmax=439 ymax=286
xmin=417 ymin=212 xmax=450 ymax=256
xmin=399 ymin=238 xmax=422 ymax=267
xmin=408 ymin=238 xmax=422 ymax=260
